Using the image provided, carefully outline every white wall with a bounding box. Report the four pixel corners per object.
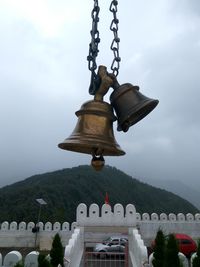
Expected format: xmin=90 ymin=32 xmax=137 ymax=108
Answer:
xmin=136 ymin=212 xmax=200 ymax=245
xmin=0 ymin=221 xmax=76 ymax=250
xmin=76 ymin=203 xmax=136 ymax=227
xmin=0 ymin=204 xmax=200 ymax=249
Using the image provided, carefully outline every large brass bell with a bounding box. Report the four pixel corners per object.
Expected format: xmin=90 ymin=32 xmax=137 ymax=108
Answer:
xmin=58 ymin=99 xmax=125 ymax=157
xmin=58 ymin=66 xmax=125 ymax=170
xmin=110 ymin=83 xmax=159 ymax=132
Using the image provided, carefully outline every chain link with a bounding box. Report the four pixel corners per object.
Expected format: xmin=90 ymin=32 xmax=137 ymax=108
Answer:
xmin=87 ymin=0 xmax=121 ymax=95
xmin=87 ymin=0 xmax=101 ymax=95
xmin=110 ymin=0 xmax=120 ymax=77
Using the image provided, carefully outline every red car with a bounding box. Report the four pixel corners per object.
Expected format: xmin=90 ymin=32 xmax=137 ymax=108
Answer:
xmin=151 ymin=233 xmax=197 ymax=258
xmin=175 ymin=233 xmax=197 ymax=257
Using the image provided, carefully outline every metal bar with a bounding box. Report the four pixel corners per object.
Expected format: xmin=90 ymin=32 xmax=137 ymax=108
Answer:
xmin=84 ymin=240 xmax=127 ymax=267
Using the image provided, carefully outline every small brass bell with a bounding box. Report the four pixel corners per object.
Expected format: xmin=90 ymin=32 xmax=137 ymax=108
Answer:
xmin=110 ymin=83 xmax=159 ymax=132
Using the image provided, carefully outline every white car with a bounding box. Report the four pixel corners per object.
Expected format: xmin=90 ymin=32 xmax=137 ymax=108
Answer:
xmin=93 ymin=236 xmax=128 ymax=257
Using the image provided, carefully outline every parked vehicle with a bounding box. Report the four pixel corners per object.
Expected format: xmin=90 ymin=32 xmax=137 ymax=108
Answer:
xmin=175 ymin=233 xmax=197 ymax=257
xmin=151 ymin=233 xmax=197 ymax=258
xmin=93 ymin=236 xmax=128 ymax=257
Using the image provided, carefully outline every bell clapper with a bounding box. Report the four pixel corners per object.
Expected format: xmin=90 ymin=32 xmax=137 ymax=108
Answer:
xmin=91 ymin=154 xmax=105 ymax=171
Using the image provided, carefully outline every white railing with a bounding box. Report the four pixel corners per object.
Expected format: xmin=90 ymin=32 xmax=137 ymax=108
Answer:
xmin=129 ymin=228 xmax=148 ymax=267
xmin=64 ymin=228 xmax=84 ymax=267
xmin=190 ymin=252 xmax=199 ymax=267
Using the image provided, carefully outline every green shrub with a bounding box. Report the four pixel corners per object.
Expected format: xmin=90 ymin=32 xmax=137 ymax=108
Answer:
xmin=50 ymin=233 xmax=64 ymax=267
xmin=152 ymin=229 xmax=165 ymax=267
xmin=38 ymin=254 xmax=51 ymax=267
xmin=193 ymin=239 xmax=200 ymax=267
xmin=14 ymin=261 xmax=24 ymax=267
xmin=164 ymin=234 xmax=182 ymax=267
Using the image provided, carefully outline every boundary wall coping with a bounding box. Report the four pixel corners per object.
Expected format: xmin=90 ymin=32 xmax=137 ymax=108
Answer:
xmin=1 ymin=203 xmax=200 ymax=232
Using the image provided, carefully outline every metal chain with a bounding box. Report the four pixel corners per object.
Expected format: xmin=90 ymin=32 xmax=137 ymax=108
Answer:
xmin=110 ymin=0 xmax=120 ymax=77
xmin=87 ymin=0 xmax=121 ymax=95
xmin=87 ymin=0 xmax=101 ymax=95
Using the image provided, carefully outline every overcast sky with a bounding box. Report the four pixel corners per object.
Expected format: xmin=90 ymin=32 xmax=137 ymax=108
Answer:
xmin=0 ymin=0 xmax=200 ymax=189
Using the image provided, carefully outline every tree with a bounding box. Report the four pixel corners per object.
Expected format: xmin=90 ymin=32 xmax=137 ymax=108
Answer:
xmin=164 ymin=234 xmax=182 ymax=267
xmin=50 ymin=233 xmax=64 ymax=267
xmin=14 ymin=261 xmax=24 ymax=267
xmin=38 ymin=254 xmax=51 ymax=267
xmin=193 ymin=239 xmax=200 ymax=267
xmin=152 ymin=229 xmax=165 ymax=267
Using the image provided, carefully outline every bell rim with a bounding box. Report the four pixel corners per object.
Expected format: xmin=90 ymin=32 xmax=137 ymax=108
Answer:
xmin=117 ymin=99 xmax=159 ymax=131
xmin=58 ymin=135 xmax=125 ymax=156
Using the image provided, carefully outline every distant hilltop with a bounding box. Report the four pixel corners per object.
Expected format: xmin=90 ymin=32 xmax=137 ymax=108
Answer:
xmin=0 ymin=165 xmax=198 ymax=223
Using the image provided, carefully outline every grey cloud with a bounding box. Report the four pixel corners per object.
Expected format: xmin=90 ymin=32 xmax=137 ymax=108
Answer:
xmin=0 ymin=0 xmax=200 ymax=192
xmin=172 ymin=0 xmax=200 ymax=16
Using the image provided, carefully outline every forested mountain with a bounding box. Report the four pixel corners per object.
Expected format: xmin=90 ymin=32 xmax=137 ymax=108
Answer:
xmin=138 ymin=177 xmax=200 ymax=210
xmin=0 ymin=165 xmax=198 ymax=223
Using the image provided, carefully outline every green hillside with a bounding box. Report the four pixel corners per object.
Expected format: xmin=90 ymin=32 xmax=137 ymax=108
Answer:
xmin=0 ymin=165 xmax=198 ymax=223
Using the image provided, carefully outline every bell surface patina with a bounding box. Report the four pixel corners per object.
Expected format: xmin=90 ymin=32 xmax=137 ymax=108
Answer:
xmin=110 ymin=83 xmax=159 ymax=132
xmin=58 ymin=99 xmax=125 ymax=157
